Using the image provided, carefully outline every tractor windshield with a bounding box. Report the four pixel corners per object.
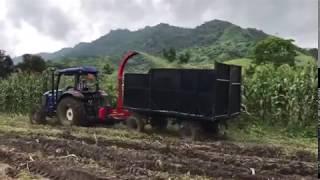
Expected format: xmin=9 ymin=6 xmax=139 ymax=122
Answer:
xmin=78 ymin=73 xmax=98 ymax=92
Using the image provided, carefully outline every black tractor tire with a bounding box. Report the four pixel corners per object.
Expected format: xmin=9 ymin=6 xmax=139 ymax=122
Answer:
xmin=29 ymin=105 xmax=46 ymax=124
xmin=57 ymin=97 xmax=87 ymax=126
xmin=126 ymin=114 xmax=145 ymax=132
xmin=150 ymin=117 xmax=168 ymax=131
xmin=203 ymin=121 xmax=227 ymax=138
xmin=179 ymin=120 xmax=202 ymax=141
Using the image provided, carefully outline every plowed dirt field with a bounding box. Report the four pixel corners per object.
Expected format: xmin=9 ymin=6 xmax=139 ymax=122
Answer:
xmin=0 ymin=115 xmax=316 ymax=180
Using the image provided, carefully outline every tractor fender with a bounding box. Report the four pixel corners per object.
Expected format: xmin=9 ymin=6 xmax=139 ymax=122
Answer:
xmin=58 ymin=90 xmax=84 ymax=103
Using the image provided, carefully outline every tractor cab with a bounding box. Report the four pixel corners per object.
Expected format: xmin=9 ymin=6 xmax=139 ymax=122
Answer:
xmin=57 ymin=67 xmax=98 ymax=92
xmin=32 ymin=66 xmax=110 ymax=125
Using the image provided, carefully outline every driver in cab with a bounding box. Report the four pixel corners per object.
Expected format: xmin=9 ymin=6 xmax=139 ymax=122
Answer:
xmin=78 ymin=73 xmax=96 ymax=91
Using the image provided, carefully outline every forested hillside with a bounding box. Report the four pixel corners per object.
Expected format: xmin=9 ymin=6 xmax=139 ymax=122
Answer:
xmin=17 ymin=20 xmax=268 ymax=62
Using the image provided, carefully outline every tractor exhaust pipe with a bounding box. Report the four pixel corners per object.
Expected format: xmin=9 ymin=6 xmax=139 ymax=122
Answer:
xmin=50 ymin=68 xmax=55 ymax=108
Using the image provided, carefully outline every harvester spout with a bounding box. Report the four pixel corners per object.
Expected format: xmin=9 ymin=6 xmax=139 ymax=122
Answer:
xmin=116 ymin=51 xmax=139 ymax=111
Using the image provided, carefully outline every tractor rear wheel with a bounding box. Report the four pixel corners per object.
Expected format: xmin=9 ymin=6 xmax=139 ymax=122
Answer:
xmin=150 ymin=117 xmax=168 ymax=131
xmin=29 ymin=105 xmax=46 ymax=124
xmin=126 ymin=114 xmax=145 ymax=132
xmin=57 ymin=97 xmax=87 ymax=126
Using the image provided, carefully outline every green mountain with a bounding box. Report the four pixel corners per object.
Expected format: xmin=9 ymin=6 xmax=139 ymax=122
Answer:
xmin=35 ymin=19 xmax=269 ymax=62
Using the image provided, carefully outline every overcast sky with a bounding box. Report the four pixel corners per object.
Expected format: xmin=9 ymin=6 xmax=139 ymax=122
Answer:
xmin=0 ymin=0 xmax=318 ymax=56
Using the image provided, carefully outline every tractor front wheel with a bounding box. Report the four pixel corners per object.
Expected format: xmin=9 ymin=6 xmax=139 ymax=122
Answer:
xmin=57 ymin=97 xmax=86 ymax=126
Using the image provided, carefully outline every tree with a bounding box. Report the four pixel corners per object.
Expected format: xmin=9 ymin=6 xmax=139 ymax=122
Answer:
xmin=178 ymin=51 xmax=191 ymax=63
xmin=162 ymin=48 xmax=176 ymax=62
xmin=307 ymin=48 xmax=318 ymax=60
xmin=162 ymin=48 xmax=168 ymax=59
xmin=167 ymin=48 xmax=176 ymax=62
xmin=0 ymin=50 xmax=14 ymax=78
xmin=16 ymin=54 xmax=46 ymax=73
xmin=254 ymin=37 xmax=296 ymax=66
xmin=102 ymin=63 xmax=114 ymax=75
xmin=46 ymin=60 xmax=68 ymax=69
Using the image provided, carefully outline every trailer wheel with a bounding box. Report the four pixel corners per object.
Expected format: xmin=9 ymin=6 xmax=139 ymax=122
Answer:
xmin=126 ymin=114 xmax=145 ymax=132
xmin=29 ymin=105 xmax=46 ymax=124
xmin=150 ymin=117 xmax=168 ymax=131
xmin=57 ymin=97 xmax=87 ymax=126
xmin=203 ymin=121 xmax=216 ymax=133
xmin=179 ymin=121 xmax=202 ymax=141
xmin=203 ymin=121 xmax=227 ymax=137
xmin=216 ymin=122 xmax=227 ymax=137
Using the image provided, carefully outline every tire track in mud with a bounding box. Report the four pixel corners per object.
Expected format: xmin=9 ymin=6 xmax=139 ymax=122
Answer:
xmin=57 ymin=133 xmax=317 ymax=179
xmin=0 ymin=146 xmax=116 ymax=180
xmin=57 ymin=132 xmax=315 ymax=163
xmin=0 ymin=133 xmax=316 ymax=180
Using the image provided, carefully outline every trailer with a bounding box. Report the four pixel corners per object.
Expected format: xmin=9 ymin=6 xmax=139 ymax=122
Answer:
xmin=122 ymin=57 xmax=242 ymax=139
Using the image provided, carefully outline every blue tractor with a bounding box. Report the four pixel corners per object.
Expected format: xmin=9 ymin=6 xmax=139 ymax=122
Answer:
xmin=30 ymin=66 xmax=110 ymax=126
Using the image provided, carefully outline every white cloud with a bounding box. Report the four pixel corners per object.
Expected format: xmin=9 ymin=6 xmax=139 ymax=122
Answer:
xmin=0 ymin=0 xmax=318 ymax=56
xmin=10 ymin=22 xmax=65 ymax=54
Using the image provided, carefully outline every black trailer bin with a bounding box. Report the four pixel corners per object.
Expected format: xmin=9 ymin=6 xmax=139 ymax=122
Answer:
xmin=123 ymin=62 xmax=242 ymax=122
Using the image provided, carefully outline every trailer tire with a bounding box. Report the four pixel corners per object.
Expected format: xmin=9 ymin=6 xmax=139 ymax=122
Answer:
xmin=126 ymin=114 xmax=145 ymax=132
xmin=203 ymin=121 xmax=227 ymax=137
xmin=150 ymin=117 xmax=168 ymax=131
xmin=180 ymin=121 xmax=202 ymax=141
xmin=57 ymin=97 xmax=87 ymax=126
xmin=203 ymin=121 xmax=217 ymax=133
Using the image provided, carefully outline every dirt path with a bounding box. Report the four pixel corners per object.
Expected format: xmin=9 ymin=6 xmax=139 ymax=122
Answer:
xmin=0 ymin=129 xmax=316 ymax=180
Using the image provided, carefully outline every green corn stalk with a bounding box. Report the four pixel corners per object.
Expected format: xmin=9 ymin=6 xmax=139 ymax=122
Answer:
xmin=243 ymin=62 xmax=317 ymax=129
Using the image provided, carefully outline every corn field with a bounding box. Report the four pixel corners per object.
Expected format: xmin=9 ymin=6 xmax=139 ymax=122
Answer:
xmin=243 ymin=62 xmax=317 ymax=128
xmin=0 ymin=73 xmax=46 ymax=114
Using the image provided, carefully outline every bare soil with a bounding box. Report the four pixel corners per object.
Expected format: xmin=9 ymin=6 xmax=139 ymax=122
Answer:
xmin=0 ymin=126 xmax=316 ymax=180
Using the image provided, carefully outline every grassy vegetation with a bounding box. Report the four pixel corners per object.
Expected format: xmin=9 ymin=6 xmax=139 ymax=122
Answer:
xmin=224 ymin=58 xmax=252 ymax=67
xmin=0 ymin=113 xmax=173 ymax=143
xmin=295 ymin=51 xmax=316 ymax=66
xmin=225 ymin=52 xmax=315 ymax=68
xmin=47 ymin=49 xmax=316 ymax=73
xmin=16 ymin=170 xmax=41 ymax=180
xmin=228 ymin=117 xmax=317 ymax=154
xmin=0 ymin=113 xmax=316 ymax=157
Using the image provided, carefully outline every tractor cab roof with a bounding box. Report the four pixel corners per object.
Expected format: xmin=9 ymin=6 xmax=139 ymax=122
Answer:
xmin=57 ymin=66 xmax=98 ymax=75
